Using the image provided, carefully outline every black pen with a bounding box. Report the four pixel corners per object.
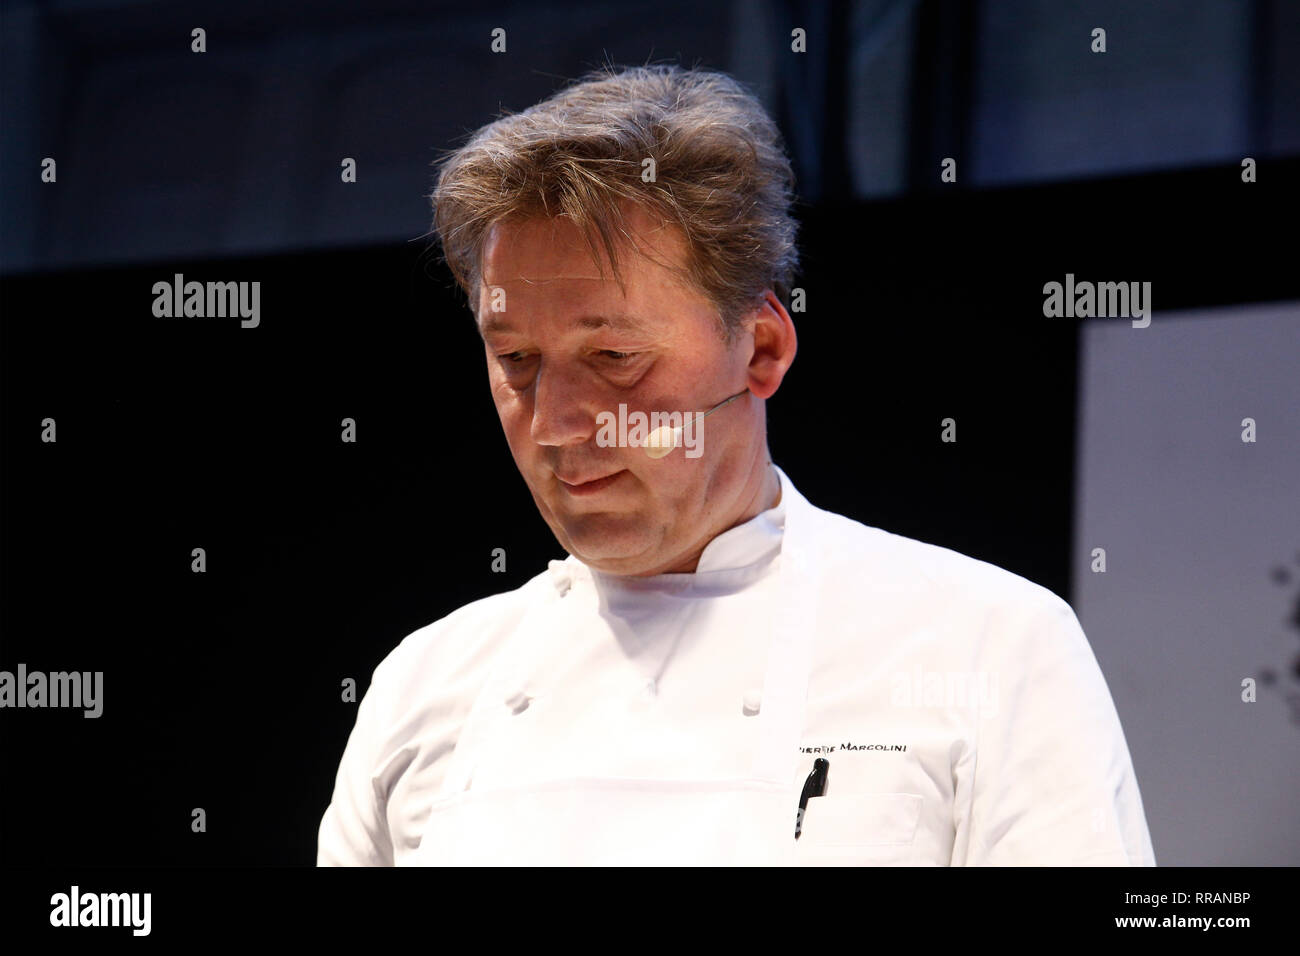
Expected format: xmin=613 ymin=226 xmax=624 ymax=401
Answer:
xmin=794 ymin=757 xmax=829 ymax=839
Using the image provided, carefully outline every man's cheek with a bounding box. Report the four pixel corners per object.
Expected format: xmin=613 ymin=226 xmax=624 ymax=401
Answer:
xmin=499 ymin=411 xmax=530 ymax=448
xmin=499 ymin=430 xmax=531 ymax=474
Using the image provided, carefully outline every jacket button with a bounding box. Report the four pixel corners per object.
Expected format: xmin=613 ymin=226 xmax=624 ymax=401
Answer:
xmin=742 ymin=687 xmax=761 ymax=716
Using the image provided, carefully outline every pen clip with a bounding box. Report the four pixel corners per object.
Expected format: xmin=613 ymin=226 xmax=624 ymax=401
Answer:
xmin=794 ymin=758 xmax=829 ymax=839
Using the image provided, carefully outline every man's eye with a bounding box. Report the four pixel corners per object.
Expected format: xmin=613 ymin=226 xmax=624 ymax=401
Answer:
xmin=497 ymin=350 xmax=636 ymax=366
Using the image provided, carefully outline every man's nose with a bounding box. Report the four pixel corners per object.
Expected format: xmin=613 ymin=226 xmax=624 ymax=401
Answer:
xmin=529 ymin=360 xmax=598 ymax=447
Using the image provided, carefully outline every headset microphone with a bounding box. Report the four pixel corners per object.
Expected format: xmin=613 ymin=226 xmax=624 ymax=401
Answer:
xmin=642 ymin=389 xmax=749 ymax=459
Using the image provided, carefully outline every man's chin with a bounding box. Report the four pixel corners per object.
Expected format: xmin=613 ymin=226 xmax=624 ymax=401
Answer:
xmin=556 ymin=519 xmax=660 ymax=571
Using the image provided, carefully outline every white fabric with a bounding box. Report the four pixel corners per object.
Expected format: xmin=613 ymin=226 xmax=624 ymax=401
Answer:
xmin=317 ymin=465 xmax=1157 ymax=866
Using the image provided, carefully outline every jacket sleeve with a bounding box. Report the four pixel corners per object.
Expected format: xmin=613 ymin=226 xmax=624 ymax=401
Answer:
xmin=955 ymin=596 xmax=1157 ymax=866
xmin=317 ymin=659 xmax=396 ymax=866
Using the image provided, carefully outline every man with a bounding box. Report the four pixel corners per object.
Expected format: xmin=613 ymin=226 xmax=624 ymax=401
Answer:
xmin=317 ymin=64 xmax=1156 ymax=866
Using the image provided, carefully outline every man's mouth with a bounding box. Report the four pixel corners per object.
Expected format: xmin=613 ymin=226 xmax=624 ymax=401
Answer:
xmin=556 ymin=470 xmax=628 ymax=495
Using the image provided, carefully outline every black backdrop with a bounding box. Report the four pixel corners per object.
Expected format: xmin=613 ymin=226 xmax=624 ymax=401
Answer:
xmin=1 ymin=157 xmax=1295 ymax=865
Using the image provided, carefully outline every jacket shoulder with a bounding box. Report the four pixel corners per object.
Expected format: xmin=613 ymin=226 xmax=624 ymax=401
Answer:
xmin=803 ymin=502 xmax=1072 ymax=619
xmin=368 ymin=566 xmax=557 ymax=703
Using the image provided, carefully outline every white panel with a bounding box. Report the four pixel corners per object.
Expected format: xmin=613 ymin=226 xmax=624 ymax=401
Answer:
xmin=1074 ymin=300 xmax=1300 ymax=865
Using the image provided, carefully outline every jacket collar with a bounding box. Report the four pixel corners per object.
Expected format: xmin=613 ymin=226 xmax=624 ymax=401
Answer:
xmin=547 ymin=464 xmax=820 ymax=594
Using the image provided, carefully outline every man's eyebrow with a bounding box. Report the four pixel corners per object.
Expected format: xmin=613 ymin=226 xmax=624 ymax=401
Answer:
xmin=574 ymin=314 xmax=658 ymax=333
xmin=478 ymin=313 xmax=658 ymax=337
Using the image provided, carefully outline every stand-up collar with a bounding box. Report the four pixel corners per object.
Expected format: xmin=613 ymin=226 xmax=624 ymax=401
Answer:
xmin=548 ymin=465 xmax=795 ymax=595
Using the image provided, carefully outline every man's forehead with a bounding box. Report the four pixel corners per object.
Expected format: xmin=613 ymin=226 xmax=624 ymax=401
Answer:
xmin=479 ymin=310 xmax=659 ymax=338
xmin=477 ymin=215 xmax=689 ymax=336
xmin=481 ymin=209 xmax=682 ymax=282
xmin=481 ymin=231 xmax=603 ymax=281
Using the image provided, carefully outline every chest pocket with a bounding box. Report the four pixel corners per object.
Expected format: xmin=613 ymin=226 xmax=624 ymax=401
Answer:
xmin=795 ymin=792 xmax=924 ymax=860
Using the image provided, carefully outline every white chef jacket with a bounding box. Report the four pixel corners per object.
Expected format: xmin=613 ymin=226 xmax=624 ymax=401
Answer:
xmin=317 ymin=464 xmax=1156 ymax=866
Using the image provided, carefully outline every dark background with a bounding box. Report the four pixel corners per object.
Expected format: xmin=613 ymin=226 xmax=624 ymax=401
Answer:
xmin=1 ymin=0 xmax=1296 ymax=865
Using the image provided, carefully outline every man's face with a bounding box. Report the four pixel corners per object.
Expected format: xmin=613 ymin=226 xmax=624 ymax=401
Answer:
xmin=477 ymin=205 xmax=780 ymax=576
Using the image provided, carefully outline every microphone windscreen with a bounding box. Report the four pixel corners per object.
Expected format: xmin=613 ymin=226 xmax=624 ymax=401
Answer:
xmin=644 ymin=425 xmax=680 ymax=458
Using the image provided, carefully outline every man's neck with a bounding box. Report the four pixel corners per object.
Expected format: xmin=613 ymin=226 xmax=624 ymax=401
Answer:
xmin=653 ymin=461 xmax=781 ymax=575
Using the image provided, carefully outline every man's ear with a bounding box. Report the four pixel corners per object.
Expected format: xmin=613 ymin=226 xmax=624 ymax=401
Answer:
xmin=746 ymin=290 xmax=797 ymax=400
